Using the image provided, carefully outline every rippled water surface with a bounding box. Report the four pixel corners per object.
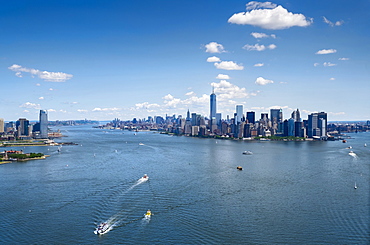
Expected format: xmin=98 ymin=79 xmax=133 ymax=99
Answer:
xmin=1 ymin=126 xmax=369 ymax=244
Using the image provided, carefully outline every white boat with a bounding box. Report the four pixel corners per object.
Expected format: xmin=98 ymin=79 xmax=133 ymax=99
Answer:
xmin=346 ymin=146 xmax=352 ymax=149
xmin=354 ymin=182 xmax=357 ymax=189
xmin=94 ymin=222 xmax=110 ymax=235
xmin=144 ymin=210 xmax=152 ymax=219
xmin=139 ymin=143 xmax=145 ymax=146
xmin=348 ymin=151 xmax=357 ymax=157
xmin=365 ymin=143 xmax=367 ymax=147
xmin=242 ymin=151 xmax=253 ymax=155
xmin=139 ymin=174 xmax=149 ymax=182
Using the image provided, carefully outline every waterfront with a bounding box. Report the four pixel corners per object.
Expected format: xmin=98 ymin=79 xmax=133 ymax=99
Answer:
xmin=1 ymin=126 xmax=369 ymax=244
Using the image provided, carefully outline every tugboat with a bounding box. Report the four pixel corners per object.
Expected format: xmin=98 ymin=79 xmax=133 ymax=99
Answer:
xmin=144 ymin=209 xmax=152 ymax=219
xmin=237 ymin=166 xmax=243 ymax=171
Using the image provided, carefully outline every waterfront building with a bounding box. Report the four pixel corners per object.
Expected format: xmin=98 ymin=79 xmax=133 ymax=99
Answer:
xmin=191 ymin=126 xmax=199 ymax=136
xmin=39 ymin=110 xmax=48 ymax=139
xmin=16 ymin=118 xmax=30 ymax=137
xmin=0 ymin=118 xmax=4 ymax=133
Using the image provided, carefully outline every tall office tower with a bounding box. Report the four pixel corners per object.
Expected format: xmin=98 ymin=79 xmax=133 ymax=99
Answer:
xmin=270 ymin=109 xmax=283 ymax=125
xmin=260 ymin=113 xmax=269 ymax=125
xmin=246 ymin=111 xmax=255 ymax=124
xmin=288 ymin=118 xmax=295 ymax=136
xmin=16 ymin=118 xmax=30 ymax=136
xmin=210 ymin=88 xmax=216 ymax=120
xmin=216 ymin=113 xmax=222 ymax=125
xmin=39 ymin=110 xmax=48 ymax=139
xmin=308 ymin=113 xmax=318 ymax=138
xmin=317 ymin=112 xmax=327 ymax=136
xmin=291 ymin=108 xmax=301 ymax=122
xmin=318 ymin=118 xmax=326 ymax=137
xmin=235 ymin=105 xmax=243 ymax=123
xmin=186 ymin=109 xmax=191 ymax=121
xmin=0 ymin=118 xmax=4 ymax=133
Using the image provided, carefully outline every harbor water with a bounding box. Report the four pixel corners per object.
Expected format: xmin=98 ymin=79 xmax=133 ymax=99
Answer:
xmin=1 ymin=126 xmax=369 ymax=244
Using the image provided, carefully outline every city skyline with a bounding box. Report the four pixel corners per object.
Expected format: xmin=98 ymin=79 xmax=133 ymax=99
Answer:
xmin=1 ymin=1 xmax=369 ymax=121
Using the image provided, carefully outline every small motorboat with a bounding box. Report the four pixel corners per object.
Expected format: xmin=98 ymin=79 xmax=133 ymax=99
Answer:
xmin=242 ymin=151 xmax=253 ymax=155
xmin=144 ymin=210 xmax=152 ymax=219
xmin=94 ymin=222 xmax=110 ymax=235
xmin=348 ymin=151 xmax=357 ymax=157
xmin=139 ymin=143 xmax=145 ymax=146
xmin=139 ymin=174 xmax=149 ymax=182
xmin=342 ymin=140 xmax=347 ymax=143
xmin=346 ymin=146 xmax=352 ymax=149
xmin=354 ymin=182 xmax=357 ymax=189
xmin=237 ymin=166 xmax=243 ymax=171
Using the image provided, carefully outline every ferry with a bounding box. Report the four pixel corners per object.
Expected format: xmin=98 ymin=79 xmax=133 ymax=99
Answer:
xmin=242 ymin=151 xmax=253 ymax=155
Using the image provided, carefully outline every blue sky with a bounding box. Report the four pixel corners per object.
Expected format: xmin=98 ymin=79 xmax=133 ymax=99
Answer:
xmin=1 ymin=0 xmax=369 ymax=122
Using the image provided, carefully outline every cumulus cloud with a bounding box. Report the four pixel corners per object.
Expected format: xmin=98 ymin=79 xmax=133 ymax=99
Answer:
xmin=20 ymin=102 xmax=41 ymax=109
xmin=8 ymin=64 xmax=73 ymax=82
xmin=243 ymin=43 xmax=276 ymax=51
xmin=323 ymin=17 xmax=344 ymax=27
xmin=185 ymin=91 xmax=195 ymax=96
xmin=216 ymin=74 xmax=230 ymax=79
xmin=214 ymin=61 xmax=244 ymax=70
xmin=228 ymin=3 xmax=312 ymax=30
xmin=316 ymin=49 xmax=337 ymax=54
xmin=251 ymin=32 xmax=276 ymax=39
xmin=135 ymin=102 xmax=160 ymax=110
xmin=339 ymin=57 xmax=349 ymax=61
xmin=211 ymin=80 xmax=249 ymax=100
xmin=207 ymin=56 xmax=221 ymax=62
xmin=254 ymin=63 xmax=264 ymax=67
xmin=205 ymin=42 xmax=225 ymax=53
xmin=255 ymin=76 xmax=274 ymax=85
xmin=330 ymin=78 xmax=335 ymax=80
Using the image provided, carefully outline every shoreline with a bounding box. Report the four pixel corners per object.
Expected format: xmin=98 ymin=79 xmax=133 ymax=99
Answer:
xmin=0 ymin=155 xmax=50 ymax=164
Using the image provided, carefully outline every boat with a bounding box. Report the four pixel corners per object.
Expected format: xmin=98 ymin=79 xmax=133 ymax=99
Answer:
xmin=354 ymin=182 xmax=357 ymax=189
xmin=242 ymin=151 xmax=253 ymax=155
xmin=348 ymin=151 xmax=356 ymax=157
xmin=346 ymin=146 xmax=352 ymax=149
xmin=237 ymin=166 xmax=243 ymax=171
xmin=342 ymin=140 xmax=347 ymax=143
xmin=139 ymin=143 xmax=145 ymax=146
xmin=144 ymin=210 xmax=152 ymax=219
xmin=365 ymin=143 xmax=367 ymax=147
xmin=139 ymin=174 xmax=149 ymax=181
xmin=94 ymin=222 xmax=110 ymax=235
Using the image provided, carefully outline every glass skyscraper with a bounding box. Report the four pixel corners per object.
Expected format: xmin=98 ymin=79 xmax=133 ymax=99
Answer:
xmin=210 ymin=90 xmax=216 ymax=120
xmin=39 ymin=110 xmax=48 ymax=139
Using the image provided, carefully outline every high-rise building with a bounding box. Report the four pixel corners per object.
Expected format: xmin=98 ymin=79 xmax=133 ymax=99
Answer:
xmin=308 ymin=112 xmax=328 ymax=138
xmin=270 ymin=109 xmax=283 ymax=124
xmin=246 ymin=111 xmax=255 ymax=124
xmin=39 ymin=110 xmax=48 ymax=139
xmin=210 ymin=89 xmax=216 ymax=120
xmin=16 ymin=118 xmax=30 ymax=137
xmin=0 ymin=118 xmax=4 ymax=133
xmin=291 ymin=108 xmax=301 ymax=122
xmin=235 ymin=105 xmax=243 ymax=123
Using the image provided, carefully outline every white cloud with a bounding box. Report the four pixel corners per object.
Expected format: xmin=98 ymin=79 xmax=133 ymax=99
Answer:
xmin=36 ymin=83 xmax=41 ymax=86
xmin=48 ymin=109 xmax=56 ymax=112
xmin=135 ymin=102 xmax=160 ymax=110
xmin=323 ymin=16 xmax=343 ymax=27
xmin=323 ymin=62 xmax=337 ymax=67
xmin=163 ymin=94 xmax=182 ymax=108
xmin=255 ymin=76 xmax=274 ymax=85
xmin=211 ymin=80 xmax=249 ymax=100
xmin=314 ymin=63 xmax=320 ymax=67
xmin=93 ymin=107 xmax=121 ymax=112
xmin=251 ymin=32 xmax=276 ymax=39
xmin=316 ymin=49 xmax=337 ymax=54
xmin=8 ymin=64 xmax=73 ymax=82
xmin=49 ymin=88 xmax=54 ymax=91
xmin=39 ymin=97 xmax=44 ymax=100
xmin=216 ymin=74 xmax=230 ymax=79
xmin=243 ymin=43 xmax=276 ymax=51
xmin=207 ymin=56 xmax=221 ymax=62
xmin=330 ymin=78 xmax=335 ymax=80
xmin=328 ymin=111 xmax=345 ymax=116
xmin=20 ymin=102 xmax=41 ymax=109
xmin=77 ymin=109 xmax=88 ymax=113
xmin=246 ymin=1 xmax=277 ymax=10
xmin=339 ymin=57 xmax=349 ymax=61
xmin=185 ymin=91 xmax=195 ymax=96
xmin=254 ymin=63 xmax=264 ymax=67
xmin=214 ymin=61 xmax=244 ymax=70
xmin=228 ymin=4 xmax=312 ymax=30
xmin=205 ymin=42 xmax=225 ymax=53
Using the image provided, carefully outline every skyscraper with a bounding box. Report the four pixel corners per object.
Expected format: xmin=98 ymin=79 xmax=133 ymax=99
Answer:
xmin=291 ymin=108 xmax=301 ymax=122
xmin=270 ymin=109 xmax=283 ymax=124
xmin=0 ymin=118 xmax=4 ymax=133
xmin=246 ymin=111 xmax=255 ymax=124
xmin=235 ymin=105 xmax=243 ymax=123
xmin=210 ymin=88 xmax=216 ymax=120
xmin=39 ymin=110 xmax=48 ymax=139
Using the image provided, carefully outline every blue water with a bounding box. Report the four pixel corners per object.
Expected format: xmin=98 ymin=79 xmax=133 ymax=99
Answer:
xmin=1 ymin=126 xmax=369 ymax=244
